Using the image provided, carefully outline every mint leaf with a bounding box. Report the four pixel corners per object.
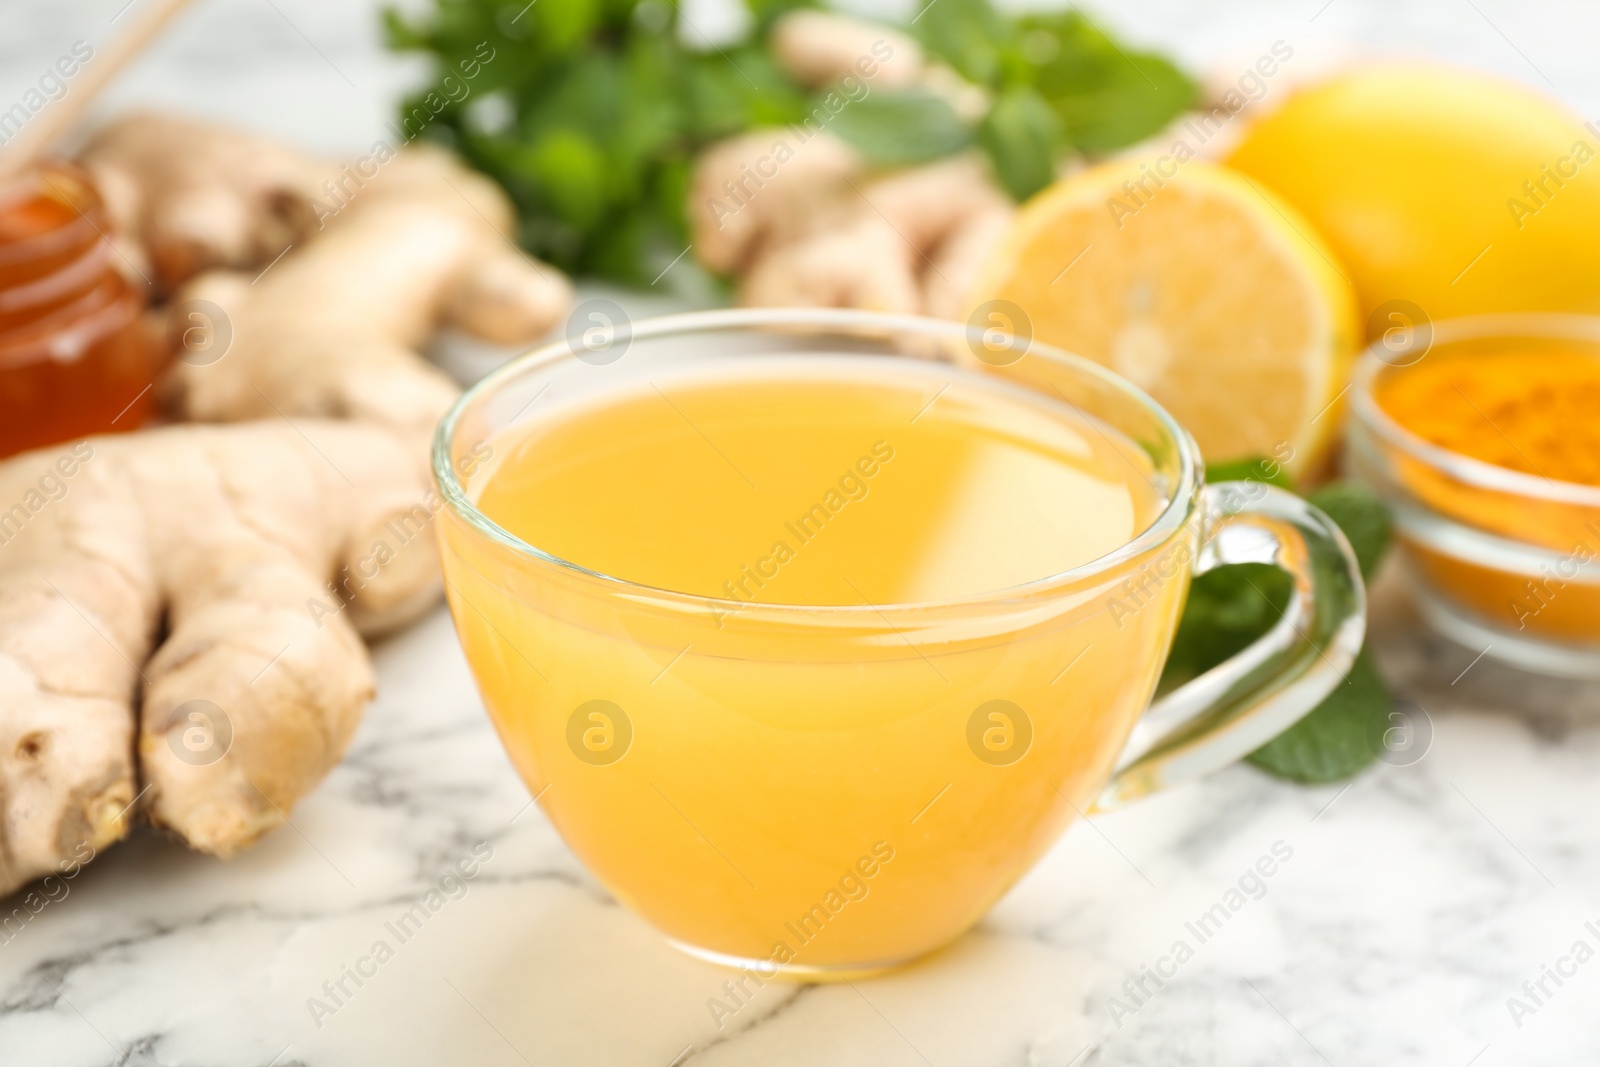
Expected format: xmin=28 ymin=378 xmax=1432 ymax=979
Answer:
xmin=1019 ymin=10 xmax=1195 ymax=152
xmin=1246 ymin=648 xmax=1387 ymax=783
xmin=980 ymin=87 xmax=1061 ymax=200
xmin=1204 ymin=455 xmax=1293 ymax=490
xmin=385 ymin=0 xmax=1194 ymax=282
xmin=1161 ymin=562 xmax=1292 ymax=690
xmin=384 ymin=0 xmax=817 ymax=282
xmin=1161 ymin=474 xmax=1396 ymax=785
xmin=913 ymin=0 xmax=1011 ymax=86
xmin=1306 ymin=481 xmax=1392 ymax=582
xmin=915 ymin=0 xmax=1196 ymax=179
xmin=827 ymin=91 xmax=972 ymax=168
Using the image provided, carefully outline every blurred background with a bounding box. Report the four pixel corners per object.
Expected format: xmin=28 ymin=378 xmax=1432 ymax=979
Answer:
xmin=7 ymin=0 xmax=1599 ymax=157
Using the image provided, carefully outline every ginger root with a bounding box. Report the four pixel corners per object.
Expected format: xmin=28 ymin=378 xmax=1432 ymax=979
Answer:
xmin=78 ymin=112 xmax=327 ymax=294
xmin=690 ymin=129 xmax=867 ymax=277
xmin=0 ymin=420 xmax=440 ymax=895
xmin=165 ymin=144 xmax=573 ymax=456
xmin=0 ymin=116 xmax=576 ymax=897
xmin=691 ymin=139 xmax=1013 ymax=320
xmin=0 ymin=115 xmax=577 ymax=898
xmin=79 ymin=112 xmax=573 ymax=452
xmin=689 ymin=8 xmax=1013 ymax=319
xmin=769 ymin=9 xmax=924 ymax=90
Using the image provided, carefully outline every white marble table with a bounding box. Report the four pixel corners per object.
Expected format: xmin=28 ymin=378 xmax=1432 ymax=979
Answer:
xmin=4 ymin=1 xmax=1600 ymax=1064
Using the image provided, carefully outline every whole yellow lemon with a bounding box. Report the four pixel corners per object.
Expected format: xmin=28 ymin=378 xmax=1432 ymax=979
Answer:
xmin=1226 ymin=63 xmax=1600 ymax=329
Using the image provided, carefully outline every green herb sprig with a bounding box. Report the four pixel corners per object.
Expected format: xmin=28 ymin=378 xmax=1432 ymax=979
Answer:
xmin=911 ymin=0 xmax=1195 ymax=198
xmin=384 ymin=0 xmax=1196 ymax=283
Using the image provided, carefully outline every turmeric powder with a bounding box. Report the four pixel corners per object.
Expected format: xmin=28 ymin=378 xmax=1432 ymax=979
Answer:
xmin=1377 ymin=348 xmax=1600 ymax=487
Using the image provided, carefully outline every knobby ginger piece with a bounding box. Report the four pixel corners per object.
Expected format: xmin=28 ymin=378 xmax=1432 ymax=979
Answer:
xmin=693 ymin=143 xmax=1012 ymax=319
xmin=166 ymin=145 xmax=572 ymax=458
xmin=78 ymin=112 xmax=327 ymax=294
xmin=690 ymin=129 xmax=866 ymax=276
xmin=0 ymin=421 xmax=439 ymax=896
xmin=768 ymin=9 xmax=987 ymax=120
xmin=769 ymin=10 xmax=924 ymax=90
xmin=712 ymin=10 xmax=1010 ymax=318
xmin=913 ymin=207 xmax=1015 ymax=322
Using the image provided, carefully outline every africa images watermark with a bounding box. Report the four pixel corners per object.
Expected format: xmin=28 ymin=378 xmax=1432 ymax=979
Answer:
xmin=0 ymin=840 xmax=98 ymax=949
xmin=1505 ymin=916 xmax=1600 ymax=1029
xmin=0 ymin=40 xmax=95 ymax=148
xmin=1106 ymin=840 xmax=1295 ymax=1028
xmin=1104 ymin=443 xmax=1296 ymax=629
xmin=1106 ymin=41 xmax=1294 ymax=229
xmin=704 ymin=840 xmax=898 ymax=1029
xmin=305 ymin=439 xmax=493 ymax=629
xmin=309 ymin=40 xmax=498 ymax=227
xmin=0 ymin=441 xmax=96 ymax=546
xmin=306 ymin=840 xmax=496 ymax=1029
xmin=1507 ymin=518 xmax=1600 ymax=632
xmin=1506 ymin=121 xmax=1600 ymax=230
xmin=709 ymin=440 xmax=896 ymax=627
xmin=702 ymin=39 xmax=895 ymax=231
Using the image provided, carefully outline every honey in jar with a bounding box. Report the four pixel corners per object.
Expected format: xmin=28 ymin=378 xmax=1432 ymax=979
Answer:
xmin=0 ymin=162 xmax=165 ymax=458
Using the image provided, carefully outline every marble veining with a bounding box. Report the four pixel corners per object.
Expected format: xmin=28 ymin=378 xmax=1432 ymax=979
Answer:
xmin=3 ymin=1 xmax=1600 ymax=1062
xmin=0 ymin=566 xmax=1594 ymax=1065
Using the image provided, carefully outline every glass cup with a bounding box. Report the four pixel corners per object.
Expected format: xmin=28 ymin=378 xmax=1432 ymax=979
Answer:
xmin=433 ymin=308 xmax=1365 ymax=978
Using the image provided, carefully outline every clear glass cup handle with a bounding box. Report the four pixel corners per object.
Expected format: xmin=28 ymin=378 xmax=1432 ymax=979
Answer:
xmin=1094 ymin=483 xmax=1368 ymax=810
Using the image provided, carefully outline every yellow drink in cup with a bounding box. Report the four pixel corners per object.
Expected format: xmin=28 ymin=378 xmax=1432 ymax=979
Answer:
xmin=434 ymin=309 xmax=1365 ymax=977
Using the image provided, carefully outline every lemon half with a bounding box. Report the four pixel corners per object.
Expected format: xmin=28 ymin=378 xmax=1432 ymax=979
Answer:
xmin=969 ymin=159 xmax=1360 ymax=477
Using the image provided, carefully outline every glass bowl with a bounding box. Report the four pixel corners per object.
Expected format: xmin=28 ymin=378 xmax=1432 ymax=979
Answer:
xmin=1347 ymin=313 xmax=1600 ymax=677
